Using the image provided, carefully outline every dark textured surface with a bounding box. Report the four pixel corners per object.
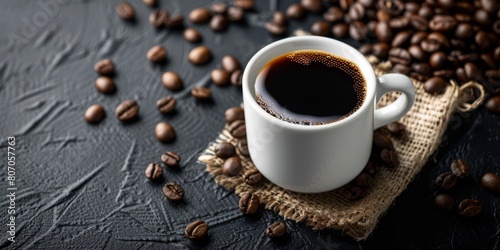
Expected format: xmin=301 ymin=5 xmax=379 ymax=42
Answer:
xmin=0 ymin=1 xmax=499 ymax=249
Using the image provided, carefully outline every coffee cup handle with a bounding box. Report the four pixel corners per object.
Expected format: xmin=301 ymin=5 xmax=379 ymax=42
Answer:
xmin=373 ymin=73 xmax=415 ymax=129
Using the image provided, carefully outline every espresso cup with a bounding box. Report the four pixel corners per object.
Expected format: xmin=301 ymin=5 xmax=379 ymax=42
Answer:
xmin=242 ymin=36 xmax=415 ymax=193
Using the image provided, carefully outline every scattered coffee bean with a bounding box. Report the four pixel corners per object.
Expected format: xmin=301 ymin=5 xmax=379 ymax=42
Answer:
xmin=485 ymin=96 xmax=500 ymax=113
xmin=237 ymin=139 xmax=250 ymax=157
xmin=227 ymin=6 xmax=244 ymax=22
xmin=95 ymin=76 xmax=116 ymax=94
xmin=156 ymin=96 xmax=176 ymax=114
xmin=481 ymin=173 xmax=500 ymax=193
xmin=243 ymin=168 xmax=262 ymax=186
xmin=239 ymin=192 xmax=260 ymax=214
xmin=145 ymin=162 xmax=163 ymax=180
xmin=345 ymin=185 xmax=366 ymax=201
xmin=388 ymin=47 xmax=411 ymax=65
xmin=266 ymin=221 xmax=286 ymax=239
xmin=391 ymin=31 xmax=411 ymax=48
xmin=230 ymin=69 xmax=243 ymax=86
xmin=210 ymin=3 xmax=228 ymax=14
xmin=434 ymin=193 xmax=455 ymax=211
xmin=301 ymin=0 xmax=323 ymax=13
xmin=310 ymin=21 xmax=330 ymax=36
xmin=94 ymin=59 xmax=114 ymax=75
xmin=435 ymin=172 xmax=457 ymax=190
xmin=358 ymin=44 xmax=372 ymax=55
xmin=424 ymin=76 xmax=447 ymax=95
xmin=150 ymin=10 xmax=169 ymax=27
xmin=380 ymin=149 xmax=399 ymax=168
xmin=191 ymin=86 xmax=212 ymax=101
xmin=228 ymin=120 xmax=246 ymax=138
xmin=185 ymin=220 xmax=208 ymax=241
xmin=189 ymin=7 xmax=211 ymax=23
xmin=286 ymin=3 xmax=305 ymax=19
xmin=223 ymin=156 xmax=242 ymax=176
xmin=349 ymin=21 xmax=368 ymax=41
xmin=210 ymin=14 xmax=228 ymax=32
xmin=225 ymin=107 xmax=245 ymax=124
xmin=162 ymin=71 xmax=183 ymax=91
xmin=351 ymin=172 xmax=372 ymax=188
xmin=375 ymin=21 xmax=392 ymax=42
xmin=372 ymin=42 xmax=390 ymax=58
xmin=211 ymin=69 xmax=230 ymax=86
xmin=221 ymin=55 xmax=241 ymax=74
xmin=161 ymin=151 xmax=181 ymax=168
xmin=147 ymin=45 xmax=167 ymax=63
xmin=164 ymin=15 xmax=184 ymax=28
xmin=183 ymin=28 xmax=202 ymax=43
xmin=266 ymin=21 xmax=286 ymax=36
xmin=464 ymin=63 xmax=481 ymax=82
xmin=85 ymin=104 xmax=105 ymax=124
xmin=214 ymin=142 xmax=236 ymax=159
xmin=458 ymin=199 xmax=481 ymax=217
xmin=233 ymin=0 xmax=255 ymax=10
xmin=386 ymin=122 xmax=406 ymax=137
xmin=272 ymin=11 xmax=287 ymax=26
xmin=373 ymin=133 xmax=394 ymax=150
xmin=332 ymin=23 xmax=349 ymax=38
xmin=163 ymin=182 xmax=184 ymax=201
xmin=188 ymin=46 xmax=212 ymax=65
xmin=115 ymin=99 xmax=139 ymax=122
xmin=450 ymin=159 xmax=470 ymax=179
xmin=116 ymin=2 xmax=135 ymax=20
xmin=155 ymin=122 xmax=176 ymax=143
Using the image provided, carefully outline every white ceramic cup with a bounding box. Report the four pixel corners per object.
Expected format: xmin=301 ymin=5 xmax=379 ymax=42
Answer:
xmin=242 ymin=36 xmax=415 ymax=193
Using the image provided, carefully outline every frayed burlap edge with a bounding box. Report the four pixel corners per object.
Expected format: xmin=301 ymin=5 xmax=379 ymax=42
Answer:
xmin=198 ymin=57 xmax=485 ymax=240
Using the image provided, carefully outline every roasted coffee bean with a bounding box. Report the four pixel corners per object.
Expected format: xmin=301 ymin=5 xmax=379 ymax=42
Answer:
xmin=427 ymin=32 xmax=449 ymax=48
xmin=410 ymin=15 xmax=428 ymax=31
xmin=429 ymin=15 xmax=456 ymax=32
xmin=486 ymin=70 xmax=500 ymax=85
xmin=164 ymin=15 xmax=184 ymax=28
xmin=458 ymin=199 xmax=481 ymax=217
xmin=237 ymin=139 xmax=250 ymax=157
xmin=434 ymin=194 xmax=455 ymax=211
xmin=94 ymin=59 xmax=114 ymax=75
xmin=391 ymin=31 xmax=411 ymax=47
xmin=215 ymin=142 xmax=236 ymax=159
xmin=143 ymin=0 xmax=156 ymax=7
xmin=430 ymin=51 xmax=447 ymax=68
xmin=339 ymin=0 xmax=353 ymax=11
xmin=481 ymin=0 xmax=498 ymax=13
xmin=272 ymin=11 xmax=287 ymax=26
xmin=435 ymin=172 xmax=457 ymax=189
xmin=380 ymin=149 xmax=399 ymax=168
xmin=420 ymin=39 xmax=440 ymax=53
xmin=233 ymin=0 xmax=255 ymax=10
xmin=408 ymin=45 xmax=427 ymax=61
xmin=323 ymin=6 xmax=343 ymax=22
xmin=375 ymin=21 xmax=392 ymax=42
xmin=191 ymin=86 xmax=212 ymax=101
xmin=266 ymin=222 xmax=286 ymax=239
xmin=348 ymin=2 xmax=365 ymax=21
xmin=95 ymin=76 xmax=116 ymax=94
xmin=189 ymin=7 xmax=211 ymax=23
xmin=410 ymin=72 xmax=429 ymax=82
xmin=455 ymin=23 xmax=474 ymax=39
xmin=210 ymin=2 xmax=228 ymax=14
xmin=243 ymin=168 xmax=262 ymax=186
xmin=392 ymin=64 xmax=410 ymax=74
xmin=311 ymin=21 xmax=330 ymax=36
xmin=433 ymin=70 xmax=454 ymax=79
xmin=481 ymin=173 xmax=500 ymax=192
xmin=386 ymin=122 xmax=406 ymax=137
xmin=228 ymin=120 xmax=246 ymax=138
xmin=388 ymin=47 xmax=411 ymax=65
xmin=221 ymin=55 xmax=241 ymax=73
xmin=211 ymin=69 xmax=230 ymax=86
xmin=376 ymin=9 xmax=390 ymax=22
xmin=410 ymin=31 xmax=428 ymax=45
xmin=481 ymin=54 xmax=496 ymax=69
xmin=210 ymin=15 xmax=228 ymax=32
xmin=225 ymin=107 xmax=245 ymax=124
xmin=155 ymin=122 xmax=176 ymax=143
xmin=373 ymin=132 xmax=394 ymax=149
xmin=116 ymin=99 xmax=139 ymax=121
xmin=424 ymin=76 xmax=447 ymax=95
xmin=286 ymin=3 xmax=305 ymax=19
xmin=349 ymin=21 xmax=368 ymax=41
xmin=147 ymin=45 xmax=167 ymax=63
xmin=411 ymin=63 xmax=432 ymax=76
xmin=239 ymin=192 xmax=260 ymax=214
xmin=161 ymin=151 xmax=181 ymax=168
xmin=230 ymin=70 xmax=243 ymax=86
xmin=417 ymin=4 xmax=433 ymax=19
xmin=389 ymin=17 xmax=409 ymax=29
xmin=332 ymin=23 xmax=349 ymax=38
xmin=378 ymin=0 xmax=404 ymax=16
xmin=145 ymin=162 xmax=163 ymax=180
xmin=85 ymin=104 xmax=105 ymax=124
xmin=162 ymin=71 xmax=183 ymax=91
xmin=474 ymin=9 xmax=490 ymax=25
xmin=457 ymin=53 xmax=480 ymax=64
xmin=227 ymin=6 xmax=244 ymax=22
xmin=345 ymin=185 xmax=366 ymax=201
xmin=475 ymin=31 xmax=493 ymax=51
xmin=358 ymin=44 xmax=372 ymax=55
xmin=301 ymin=0 xmax=323 ymax=13
xmin=150 ymin=10 xmax=169 ymax=27
xmin=185 ymin=220 xmax=208 ymax=241
xmin=223 ymin=156 xmax=242 ymax=176
xmin=163 ymin=182 xmax=184 ymax=201
xmin=455 ymin=67 xmax=469 ymax=83
xmin=450 ymin=159 xmax=470 ymax=179
xmin=156 ymin=96 xmax=176 ymax=114
xmin=464 ymin=63 xmax=481 ymax=82
xmin=372 ymin=42 xmax=390 ymax=58
xmin=183 ymin=28 xmax=202 ymax=43
xmin=266 ymin=22 xmax=286 ymax=36
xmin=351 ymin=172 xmax=372 ymax=188
xmin=116 ymin=2 xmax=135 ymax=20
xmin=188 ymin=46 xmax=212 ymax=65
xmin=486 ymin=96 xmax=500 ymax=113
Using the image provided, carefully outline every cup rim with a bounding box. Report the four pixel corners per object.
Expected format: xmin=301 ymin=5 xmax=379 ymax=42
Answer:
xmin=242 ymin=36 xmax=376 ymax=130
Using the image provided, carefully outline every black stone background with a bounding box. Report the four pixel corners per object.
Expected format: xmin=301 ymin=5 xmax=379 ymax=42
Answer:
xmin=0 ymin=0 xmax=499 ymax=249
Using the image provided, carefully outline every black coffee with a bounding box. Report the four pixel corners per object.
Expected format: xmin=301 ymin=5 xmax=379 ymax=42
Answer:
xmin=255 ymin=50 xmax=366 ymax=125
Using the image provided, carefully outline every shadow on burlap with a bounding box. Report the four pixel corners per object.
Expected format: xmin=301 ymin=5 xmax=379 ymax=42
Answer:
xmin=198 ymin=57 xmax=485 ymax=240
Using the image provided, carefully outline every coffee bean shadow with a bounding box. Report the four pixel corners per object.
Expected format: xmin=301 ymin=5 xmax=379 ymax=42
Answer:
xmin=165 ymin=166 xmax=182 ymax=174
xmin=268 ymin=232 xmax=291 ymax=246
xmin=194 ymin=99 xmax=215 ymax=106
xmin=119 ymin=115 xmax=141 ymax=126
xmin=123 ymin=17 xmax=138 ymax=26
xmin=152 ymin=58 xmax=170 ymax=69
xmin=188 ymin=235 xmax=210 ymax=247
xmin=160 ymin=110 xmax=178 ymax=117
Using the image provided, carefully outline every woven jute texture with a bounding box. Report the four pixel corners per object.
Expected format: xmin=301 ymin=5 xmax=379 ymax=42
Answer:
xmin=198 ymin=57 xmax=484 ymax=240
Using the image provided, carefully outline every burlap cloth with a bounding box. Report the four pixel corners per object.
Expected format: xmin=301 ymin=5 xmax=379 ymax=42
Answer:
xmin=197 ymin=56 xmax=485 ymax=240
